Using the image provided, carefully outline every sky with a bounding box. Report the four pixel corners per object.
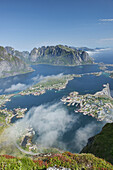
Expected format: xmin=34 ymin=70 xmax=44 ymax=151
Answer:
xmin=0 ymin=0 xmax=113 ymax=51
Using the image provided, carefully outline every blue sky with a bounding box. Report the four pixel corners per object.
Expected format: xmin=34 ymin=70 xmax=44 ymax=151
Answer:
xmin=0 ymin=0 xmax=113 ymax=51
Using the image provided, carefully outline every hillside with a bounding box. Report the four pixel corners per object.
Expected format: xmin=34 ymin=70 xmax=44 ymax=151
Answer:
xmin=0 ymin=46 xmax=33 ymax=78
xmin=0 ymin=152 xmax=113 ymax=169
xmin=81 ymin=123 xmax=113 ymax=164
xmin=29 ymin=45 xmax=93 ymax=65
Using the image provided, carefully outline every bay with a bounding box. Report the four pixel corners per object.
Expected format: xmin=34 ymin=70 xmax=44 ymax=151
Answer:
xmin=0 ymin=49 xmax=113 ymax=153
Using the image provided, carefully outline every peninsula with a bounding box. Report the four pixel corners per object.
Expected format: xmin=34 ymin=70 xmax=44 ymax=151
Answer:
xmin=19 ymin=74 xmax=80 ymax=96
xmin=61 ymin=83 xmax=113 ymax=121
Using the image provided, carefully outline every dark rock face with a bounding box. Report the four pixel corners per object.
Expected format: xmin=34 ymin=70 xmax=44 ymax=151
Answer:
xmin=81 ymin=123 xmax=113 ymax=164
xmin=29 ymin=45 xmax=94 ymax=65
xmin=0 ymin=46 xmax=32 ymax=78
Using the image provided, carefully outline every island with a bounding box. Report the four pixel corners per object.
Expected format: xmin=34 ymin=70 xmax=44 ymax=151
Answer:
xmin=61 ymin=83 xmax=113 ymax=122
xmin=98 ymin=63 xmax=113 ymax=79
xmin=19 ymin=74 xmax=82 ymax=96
xmin=0 ymin=71 xmax=107 ymax=108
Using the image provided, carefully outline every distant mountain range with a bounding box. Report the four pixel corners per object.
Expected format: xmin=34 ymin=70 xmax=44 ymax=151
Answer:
xmin=0 ymin=44 xmax=94 ymax=78
xmin=5 ymin=45 xmax=93 ymax=65
xmin=70 ymin=46 xmax=107 ymax=52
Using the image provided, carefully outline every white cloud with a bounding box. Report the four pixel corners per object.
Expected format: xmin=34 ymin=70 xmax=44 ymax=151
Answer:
xmin=100 ymin=38 xmax=113 ymax=41
xmin=32 ymin=73 xmax=64 ymax=83
xmin=26 ymin=103 xmax=76 ymax=148
xmin=2 ymin=103 xmax=78 ymax=151
xmin=4 ymin=83 xmax=27 ymax=92
xmin=86 ymin=48 xmax=110 ymax=56
xmin=1 ymin=102 xmax=107 ymax=153
xmin=74 ymin=122 xmax=105 ymax=152
xmin=99 ymin=19 xmax=113 ymax=22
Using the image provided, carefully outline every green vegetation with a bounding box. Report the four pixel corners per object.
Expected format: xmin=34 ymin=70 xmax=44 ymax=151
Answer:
xmin=0 ymin=111 xmax=7 ymax=135
xmin=81 ymin=123 xmax=113 ymax=165
xmin=20 ymin=75 xmax=75 ymax=96
xmin=0 ymin=152 xmax=113 ymax=169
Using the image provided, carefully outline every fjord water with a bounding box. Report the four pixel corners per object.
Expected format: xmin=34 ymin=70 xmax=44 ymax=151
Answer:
xmin=93 ymin=49 xmax=113 ymax=64
xmin=0 ymin=49 xmax=113 ymax=153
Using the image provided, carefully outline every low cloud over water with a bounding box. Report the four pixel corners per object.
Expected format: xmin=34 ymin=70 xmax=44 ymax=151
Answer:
xmin=1 ymin=102 xmax=105 ymax=153
xmin=4 ymin=83 xmax=27 ymax=93
xmin=32 ymin=73 xmax=64 ymax=83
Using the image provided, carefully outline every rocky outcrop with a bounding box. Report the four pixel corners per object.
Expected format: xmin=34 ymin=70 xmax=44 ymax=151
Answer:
xmin=5 ymin=45 xmax=94 ymax=66
xmin=5 ymin=46 xmax=30 ymax=63
xmin=0 ymin=46 xmax=33 ymax=78
xmin=81 ymin=123 xmax=113 ymax=164
xmin=29 ymin=45 xmax=94 ymax=65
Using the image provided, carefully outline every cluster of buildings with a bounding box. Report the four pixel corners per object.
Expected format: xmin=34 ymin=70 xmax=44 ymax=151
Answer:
xmin=0 ymin=94 xmax=14 ymax=107
xmin=61 ymin=84 xmax=113 ymax=122
xmin=19 ymin=77 xmax=72 ymax=96
xmin=19 ymin=127 xmax=38 ymax=152
xmin=14 ymin=108 xmax=27 ymax=118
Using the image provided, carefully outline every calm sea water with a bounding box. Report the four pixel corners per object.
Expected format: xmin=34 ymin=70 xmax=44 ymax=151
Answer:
xmin=0 ymin=49 xmax=113 ymax=153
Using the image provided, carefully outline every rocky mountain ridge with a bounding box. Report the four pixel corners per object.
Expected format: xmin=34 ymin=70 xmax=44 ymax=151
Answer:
xmin=29 ymin=45 xmax=93 ymax=65
xmin=5 ymin=46 xmax=29 ymax=62
xmin=5 ymin=45 xmax=94 ymax=66
xmin=0 ymin=44 xmax=94 ymax=78
xmin=0 ymin=46 xmax=33 ymax=78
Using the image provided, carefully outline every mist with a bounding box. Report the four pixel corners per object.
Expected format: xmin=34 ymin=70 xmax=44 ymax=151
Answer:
xmin=4 ymin=83 xmax=27 ymax=93
xmin=86 ymin=48 xmax=111 ymax=56
xmin=3 ymin=74 xmax=64 ymax=94
xmin=73 ymin=122 xmax=105 ymax=152
xmin=2 ymin=102 xmax=77 ymax=151
xmin=1 ymin=102 xmax=106 ymax=153
xmin=32 ymin=73 xmax=64 ymax=83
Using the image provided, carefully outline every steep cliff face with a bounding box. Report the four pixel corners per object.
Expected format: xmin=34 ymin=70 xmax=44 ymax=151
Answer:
xmin=0 ymin=46 xmax=32 ymax=78
xmin=5 ymin=45 xmax=94 ymax=66
xmin=5 ymin=46 xmax=29 ymax=62
xmin=29 ymin=45 xmax=93 ymax=65
xmin=81 ymin=123 xmax=113 ymax=164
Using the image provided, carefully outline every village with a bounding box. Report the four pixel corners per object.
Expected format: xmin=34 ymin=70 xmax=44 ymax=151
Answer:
xmin=61 ymin=84 xmax=113 ymax=122
xmin=0 ymin=107 xmax=27 ymax=125
xmin=0 ymin=94 xmax=15 ymax=108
